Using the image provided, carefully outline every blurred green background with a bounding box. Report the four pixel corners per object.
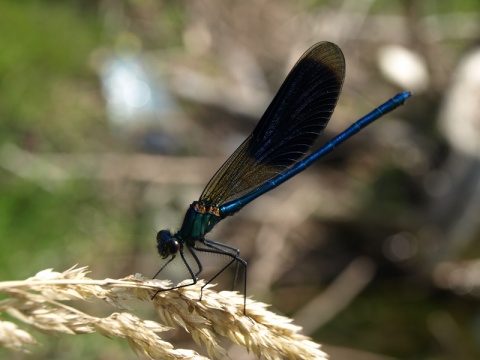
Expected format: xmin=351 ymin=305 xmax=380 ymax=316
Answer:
xmin=1 ymin=0 xmax=480 ymax=359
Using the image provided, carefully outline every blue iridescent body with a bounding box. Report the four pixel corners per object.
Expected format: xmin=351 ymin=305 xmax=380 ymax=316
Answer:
xmin=154 ymin=42 xmax=411 ymax=308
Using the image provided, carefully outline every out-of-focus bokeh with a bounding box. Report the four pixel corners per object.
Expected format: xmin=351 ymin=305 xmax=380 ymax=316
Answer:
xmin=1 ymin=1 xmax=480 ymax=359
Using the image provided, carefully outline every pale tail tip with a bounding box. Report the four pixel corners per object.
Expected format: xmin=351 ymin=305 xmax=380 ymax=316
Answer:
xmin=394 ymin=91 xmax=413 ymax=104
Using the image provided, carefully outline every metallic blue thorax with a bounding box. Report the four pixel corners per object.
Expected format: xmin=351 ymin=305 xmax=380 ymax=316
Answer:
xmin=177 ymin=201 xmax=223 ymax=241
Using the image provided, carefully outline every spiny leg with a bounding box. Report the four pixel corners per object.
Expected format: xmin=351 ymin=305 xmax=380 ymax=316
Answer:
xmin=153 ymin=254 xmax=176 ymax=279
xmin=203 ymin=238 xmax=242 ymax=290
xmin=151 ymin=247 xmax=202 ymax=299
xmin=194 ymin=239 xmax=248 ymax=314
xmin=186 ymin=244 xmax=204 ymax=278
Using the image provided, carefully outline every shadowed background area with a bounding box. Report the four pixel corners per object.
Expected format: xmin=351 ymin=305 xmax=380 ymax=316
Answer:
xmin=1 ymin=1 xmax=480 ymax=359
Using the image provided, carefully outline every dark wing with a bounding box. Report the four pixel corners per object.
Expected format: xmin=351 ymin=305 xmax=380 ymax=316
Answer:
xmin=199 ymin=42 xmax=345 ymax=205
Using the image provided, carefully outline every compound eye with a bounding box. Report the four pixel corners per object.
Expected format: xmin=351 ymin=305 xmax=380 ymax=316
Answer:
xmin=157 ymin=230 xmax=180 ymax=257
xmin=165 ymin=239 xmax=180 ymax=256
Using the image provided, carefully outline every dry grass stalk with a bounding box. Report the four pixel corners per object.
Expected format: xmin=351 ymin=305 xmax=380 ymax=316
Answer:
xmin=0 ymin=266 xmax=327 ymax=359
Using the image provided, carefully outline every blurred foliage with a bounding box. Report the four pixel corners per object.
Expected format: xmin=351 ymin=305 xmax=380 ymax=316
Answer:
xmin=0 ymin=0 xmax=106 ymax=151
xmin=1 ymin=0 xmax=480 ymax=359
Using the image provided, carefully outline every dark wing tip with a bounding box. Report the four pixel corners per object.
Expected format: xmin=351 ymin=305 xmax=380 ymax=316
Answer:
xmin=295 ymin=42 xmax=345 ymax=85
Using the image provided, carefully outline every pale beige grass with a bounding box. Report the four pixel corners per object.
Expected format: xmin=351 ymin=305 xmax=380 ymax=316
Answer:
xmin=0 ymin=266 xmax=327 ymax=359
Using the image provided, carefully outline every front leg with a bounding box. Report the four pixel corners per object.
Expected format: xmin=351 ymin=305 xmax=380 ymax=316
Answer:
xmin=151 ymin=246 xmax=201 ymax=299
